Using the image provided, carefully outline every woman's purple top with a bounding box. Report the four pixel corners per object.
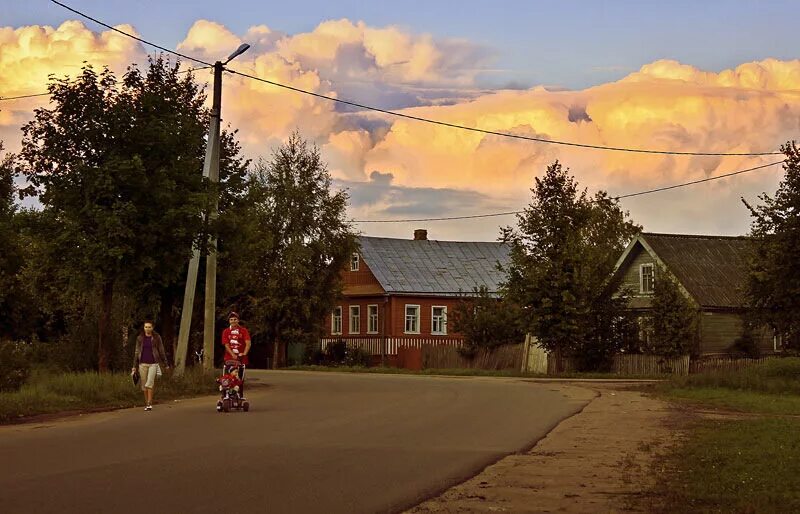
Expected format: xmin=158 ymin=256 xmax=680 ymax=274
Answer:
xmin=140 ymin=335 xmax=156 ymax=364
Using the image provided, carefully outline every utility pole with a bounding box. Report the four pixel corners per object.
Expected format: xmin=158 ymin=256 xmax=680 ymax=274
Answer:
xmin=174 ymin=45 xmax=250 ymax=376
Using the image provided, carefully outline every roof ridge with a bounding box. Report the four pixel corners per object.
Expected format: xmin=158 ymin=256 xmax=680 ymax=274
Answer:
xmin=641 ymin=232 xmax=751 ymax=241
xmin=359 ymin=235 xmax=506 ymax=245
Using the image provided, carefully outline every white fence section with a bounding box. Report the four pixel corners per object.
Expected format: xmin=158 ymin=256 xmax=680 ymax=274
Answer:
xmin=320 ymin=337 xmax=464 ymax=356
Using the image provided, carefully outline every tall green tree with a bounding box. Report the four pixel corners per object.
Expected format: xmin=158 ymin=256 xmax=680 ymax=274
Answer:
xmin=18 ymin=59 xmax=244 ymax=370
xmin=646 ymin=266 xmax=698 ymax=357
xmin=450 ymin=286 xmax=525 ymax=356
xmin=0 ymin=142 xmax=28 ymax=341
xmin=743 ymin=142 xmax=800 ymax=348
xmin=221 ymin=133 xmax=357 ymax=368
xmin=501 ymin=161 xmax=640 ymax=370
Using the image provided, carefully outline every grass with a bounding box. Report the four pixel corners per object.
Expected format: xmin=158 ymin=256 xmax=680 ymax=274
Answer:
xmin=654 ymin=357 xmax=800 ymax=415
xmin=0 ymin=367 xmax=218 ymax=424
xmin=285 ymin=364 xmax=665 ymax=379
xmin=641 ymin=358 xmax=800 ymax=512
xmin=649 ymin=417 xmax=800 ymax=514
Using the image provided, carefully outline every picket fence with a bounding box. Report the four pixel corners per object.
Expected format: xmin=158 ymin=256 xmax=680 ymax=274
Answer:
xmin=319 ymin=337 xmax=463 ymax=356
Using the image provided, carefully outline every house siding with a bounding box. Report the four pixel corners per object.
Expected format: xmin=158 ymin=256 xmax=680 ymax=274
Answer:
xmin=699 ymin=311 xmax=775 ymax=354
xmin=325 ymin=296 xmax=462 ymax=339
xmin=343 ymin=253 xmax=383 ymax=290
xmin=620 ymin=244 xmax=656 ymax=308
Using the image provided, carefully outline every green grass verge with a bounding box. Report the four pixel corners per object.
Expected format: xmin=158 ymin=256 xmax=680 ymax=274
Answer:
xmin=650 ymin=417 xmax=800 ymax=514
xmin=0 ymin=367 xmax=218 ymax=424
xmin=285 ymin=365 xmax=663 ymax=379
xmin=654 ymin=357 xmax=800 ymax=415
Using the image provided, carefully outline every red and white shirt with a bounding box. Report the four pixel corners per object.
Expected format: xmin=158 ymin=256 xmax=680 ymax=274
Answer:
xmin=221 ymin=325 xmax=251 ymax=365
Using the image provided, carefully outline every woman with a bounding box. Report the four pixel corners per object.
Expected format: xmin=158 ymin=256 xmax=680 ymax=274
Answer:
xmin=131 ymin=320 xmax=170 ymax=411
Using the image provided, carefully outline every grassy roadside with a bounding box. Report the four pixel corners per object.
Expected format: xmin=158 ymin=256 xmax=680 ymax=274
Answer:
xmin=0 ymin=367 xmax=218 ymax=424
xmin=645 ymin=358 xmax=800 ymax=513
xmin=285 ymin=364 xmax=664 ymax=380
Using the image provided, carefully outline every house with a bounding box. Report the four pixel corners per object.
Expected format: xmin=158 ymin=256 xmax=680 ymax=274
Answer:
xmin=612 ymin=232 xmax=777 ymax=355
xmin=322 ymin=229 xmax=511 ymax=361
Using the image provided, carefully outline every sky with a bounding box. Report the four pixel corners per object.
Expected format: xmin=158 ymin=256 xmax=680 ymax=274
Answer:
xmin=2 ymin=0 xmax=800 ymax=241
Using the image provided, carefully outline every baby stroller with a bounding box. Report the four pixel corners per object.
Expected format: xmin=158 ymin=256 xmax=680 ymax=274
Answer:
xmin=216 ymin=359 xmax=250 ymax=413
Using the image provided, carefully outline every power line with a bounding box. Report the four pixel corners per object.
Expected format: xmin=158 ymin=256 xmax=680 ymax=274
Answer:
xmin=50 ymin=0 xmax=783 ymax=158
xmin=352 ymin=160 xmax=785 ymax=223
xmin=0 ymin=92 xmax=51 ymax=102
xmin=0 ymin=66 xmax=211 ymax=103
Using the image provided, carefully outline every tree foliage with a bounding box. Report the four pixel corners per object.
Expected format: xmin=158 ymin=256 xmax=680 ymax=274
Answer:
xmin=220 ymin=133 xmax=357 ymax=367
xmin=501 ymin=161 xmax=640 ymax=370
xmin=743 ymin=142 xmax=800 ymax=349
xmin=646 ymin=266 xmax=698 ymax=357
xmin=450 ymin=286 xmax=525 ymax=356
xmin=17 ymin=58 xmax=245 ymax=370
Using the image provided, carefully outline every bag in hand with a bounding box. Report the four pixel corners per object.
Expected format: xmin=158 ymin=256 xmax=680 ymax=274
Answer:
xmin=132 ymin=369 xmax=140 ymax=386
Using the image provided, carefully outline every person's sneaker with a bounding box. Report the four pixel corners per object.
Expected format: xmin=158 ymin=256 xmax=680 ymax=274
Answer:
xmin=145 ymin=405 xmax=152 ymax=411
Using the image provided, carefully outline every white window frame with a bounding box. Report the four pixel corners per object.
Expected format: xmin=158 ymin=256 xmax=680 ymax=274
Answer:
xmin=350 ymin=253 xmax=360 ymax=271
xmin=349 ymin=305 xmax=360 ymax=334
xmin=404 ymin=304 xmax=420 ymax=334
xmin=331 ymin=306 xmax=342 ymax=335
xmin=367 ymin=304 xmax=379 ymax=334
xmin=640 ymin=263 xmax=655 ymax=294
xmin=431 ymin=306 xmax=447 ymax=335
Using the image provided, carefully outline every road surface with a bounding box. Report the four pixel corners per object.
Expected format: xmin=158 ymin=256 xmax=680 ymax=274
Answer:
xmin=0 ymin=371 xmax=589 ymax=513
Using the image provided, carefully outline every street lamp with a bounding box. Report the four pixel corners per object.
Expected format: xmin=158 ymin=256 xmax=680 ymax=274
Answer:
xmin=175 ymin=43 xmax=250 ymax=375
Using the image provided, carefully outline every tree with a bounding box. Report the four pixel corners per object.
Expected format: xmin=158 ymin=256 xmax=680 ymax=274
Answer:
xmin=501 ymin=161 xmax=640 ymax=370
xmin=646 ymin=266 xmax=698 ymax=357
xmin=0 ymin=142 xmax=28 ymax=341
xmin=450 ymin=286 xmax=525 ymax=356
xmin=221 ymin=133 xmax=357 ymax=368
xmin=17 ymin=59 xmax=243 ymax=370
xmin=743 ymin=142 xmax=800 ymax=349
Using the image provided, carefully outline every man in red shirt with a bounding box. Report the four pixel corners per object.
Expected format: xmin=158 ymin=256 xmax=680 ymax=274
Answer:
xmin=221 ymin=312 xmax=251 ymax=397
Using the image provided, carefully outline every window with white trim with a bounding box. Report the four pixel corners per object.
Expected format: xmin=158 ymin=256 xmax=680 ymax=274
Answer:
xmin=404 ymin=304 xmax=420 ymax=334
xmin=432 ymin=306 xmax=447 ymax=335
xmin=331 ymin=307 xmax=342 ymax=335
xmin=349 ymin=305 xmax=360 ymax=334
xmin=640 ymin=263 xmax=655 ymax=294
xmin=350 ymin=253 xmax=360 ymax=271
xmin=367 ymin=304 xmax=379 ymax=334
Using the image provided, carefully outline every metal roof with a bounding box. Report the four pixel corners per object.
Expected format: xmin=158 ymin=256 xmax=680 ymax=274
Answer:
xmin=357 ymin=236 xmax=511 ymax=296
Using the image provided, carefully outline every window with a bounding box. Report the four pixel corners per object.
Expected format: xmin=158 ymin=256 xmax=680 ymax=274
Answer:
xmin=432 ymin=306 xmax=447 ymax=335
xmin=404 ymin=305 xmax=420 ymax=334
xmin=640 ymin=263 xmax=655 ymax=294
xmin=331 ymin=307 xmax=342 ymax=335
xmin=350 ymin=253 xmax=360 ymax=271
xmin=367 ymin=304 xmax=379 ymax=334
xmin=349 ymin=305 xmax=360 ymax=334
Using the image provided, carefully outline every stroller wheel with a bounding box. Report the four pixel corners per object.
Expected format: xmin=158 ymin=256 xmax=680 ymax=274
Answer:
xmin=242 ymin=401 xmax=250 ymax=412
xmin=216 ymin=401 xmax=223 ymax=413
xmin=222 ymin=399 xmax=231 ymax=413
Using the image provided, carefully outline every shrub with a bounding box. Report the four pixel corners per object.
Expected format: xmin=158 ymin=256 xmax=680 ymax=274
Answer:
xmin=0 ymin=342 xmax=31 ymax=392
xmin=343 ymin=347 xmax=371 ymax=367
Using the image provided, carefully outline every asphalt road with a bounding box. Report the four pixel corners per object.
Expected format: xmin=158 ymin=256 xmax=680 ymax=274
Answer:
xmin=0 ymin=371 xmax=589 ymax=514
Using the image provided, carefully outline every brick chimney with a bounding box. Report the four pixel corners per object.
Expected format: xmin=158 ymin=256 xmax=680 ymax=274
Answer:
xmin=413 ymin=229 xmax=428 ymax=240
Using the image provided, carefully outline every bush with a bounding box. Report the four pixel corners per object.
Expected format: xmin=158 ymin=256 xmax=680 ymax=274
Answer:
xmin=0 ymin=342 xmax=32 ymax=392
xmin=343 ymin=347 xmax=371 ymax=367
xmin=324 ymin=339 xmax=347 ymax=364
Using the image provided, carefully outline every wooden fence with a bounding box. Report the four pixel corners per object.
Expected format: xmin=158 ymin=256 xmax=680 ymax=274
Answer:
xmin=545 ymin=353 xmax=690 ymax=376
xmin=319 ymin=337 xmax=464 ymax=356
xmin=421 ymin=344 xmax=525 ymax=371
xmin=690 ymin=355 xmax=781 ymax=374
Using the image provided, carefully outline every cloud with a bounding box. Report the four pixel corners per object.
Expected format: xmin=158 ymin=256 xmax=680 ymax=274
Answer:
xmin=3 ymin=16 xmax=800 ymax=240
xmin=0 ymin=20 xmax=145 ymax=150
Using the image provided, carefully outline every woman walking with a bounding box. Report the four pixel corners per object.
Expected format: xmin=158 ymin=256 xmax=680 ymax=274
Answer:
xmin=132 ymin=321 xmax=170 ymax=411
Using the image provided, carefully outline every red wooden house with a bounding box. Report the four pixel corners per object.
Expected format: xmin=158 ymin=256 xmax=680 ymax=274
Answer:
xmin=322 ymin=229 xmax=510 ymax=362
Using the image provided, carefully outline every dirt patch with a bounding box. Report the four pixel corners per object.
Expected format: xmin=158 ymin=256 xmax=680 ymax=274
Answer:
xmin=408 ymin=383 xmax=685 ymax=514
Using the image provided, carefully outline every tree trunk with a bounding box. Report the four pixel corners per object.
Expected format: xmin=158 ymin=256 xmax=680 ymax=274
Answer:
xmin=160 ymin=290 xmax=177 ymax=366
xmin=98 ymin=280 xmax=114 ymax=372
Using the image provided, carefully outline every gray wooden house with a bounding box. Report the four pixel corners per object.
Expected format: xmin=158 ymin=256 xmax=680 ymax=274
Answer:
xmin=612 ymin=232 xmax=777 ymax=355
